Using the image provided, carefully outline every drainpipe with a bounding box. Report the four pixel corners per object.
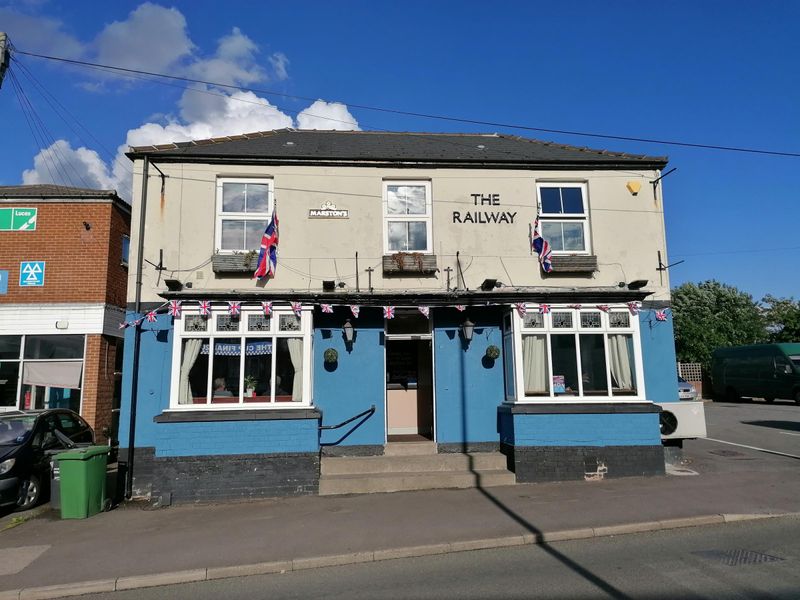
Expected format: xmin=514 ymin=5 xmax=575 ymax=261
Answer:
xmin=125 ymin=155 xmax=150 ymax=498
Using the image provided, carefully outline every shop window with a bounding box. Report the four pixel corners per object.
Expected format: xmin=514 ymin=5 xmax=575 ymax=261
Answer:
xmin=216 ymin=178 xmax=273 ymax=252
xmin=384 ymin=181 xmax=432 ymax=253
xmin=537 ymin=183 xmax=590 ymax=254
xmin=23 ymin=335 xmax=84 ymax=359
xmin=173 ymin=305 xmax=311 ymax=407
xmin=512 ymin=305 xmax=641 ymax=401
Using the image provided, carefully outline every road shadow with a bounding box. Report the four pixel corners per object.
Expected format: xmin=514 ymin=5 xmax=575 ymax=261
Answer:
xmin=741 ymin=420 xmax=800 ymax=433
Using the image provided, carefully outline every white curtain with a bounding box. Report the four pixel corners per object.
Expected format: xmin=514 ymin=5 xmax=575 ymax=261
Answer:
xmin=608 ymin=335 xmax=634 ymax=391
xmin=522 ymin=335 xmax=548 ymax=395
xmin=179 ymin=339 xmax=203 ymax=404
xmin=286 ymin=338 xmax=303 ymax=402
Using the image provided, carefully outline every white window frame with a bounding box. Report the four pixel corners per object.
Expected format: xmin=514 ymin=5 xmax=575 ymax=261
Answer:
xmin=536 ymin=182 xmax=591 ymax=255
xmin=169 ymin=304 xmax=313 ymax=410
xmin=383 ymin=180 xmax=433 ymax=254
xmin=215 ymin=177 xmax=274 ymax=254
xmin=507 ymin=304 xmax=646 ymax=404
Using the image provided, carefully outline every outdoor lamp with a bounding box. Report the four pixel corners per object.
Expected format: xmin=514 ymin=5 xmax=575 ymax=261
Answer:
xmin=461 ymin=318 xmax=475 ymax=343
xmin=342 ymin=319 xmax=354 ymax=343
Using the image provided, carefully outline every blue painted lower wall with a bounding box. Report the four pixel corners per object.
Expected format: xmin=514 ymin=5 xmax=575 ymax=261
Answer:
xmin=639 ymin=309 xmax=679 ymax=404
xmin=434 ymin=307 xmax=505 ymax=445
xmin=314 ymin=308 xmax=385 ymax=447
xmin=503 ymin=412 xmax=661 ymax=447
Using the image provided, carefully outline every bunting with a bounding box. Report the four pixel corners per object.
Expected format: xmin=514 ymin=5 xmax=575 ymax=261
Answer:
xmin=145 ymin=311 xmax=157 ymax=323
xmin=261 ymin=301 xmax=272 ymax=316
xmin=596 ymin=305 xmax=610 ymax=313
xmin=418 ymin=306 xmax=430 ymax=318
xmin=538 ymin=304 xmax=551 ymax=314
xmin=655 ymin=309 xmax=669 ymax=321
xmin=168 ymin=300 xmax=182 ymax=317
xmin=349 ymin=305 xmax=360 ymax=318
xmin=227 ymin=301 xmax=241 ymax=316
xmin=383 ymin=306 xmax=396 ymax=319
xmin=627 ymin=301 xmax=641 ymax=315
xmin=321 ymin=304 xmax=334 ymax=314
xmin=514 ymin=303 xmax=527 ymax=317
xmin=455 ymin=305 xmax=466 ymax=312
xmin=291 ymin=302 xmax=303 ymax=317
xmin=199 ymin=300 xmax=212 ymax=316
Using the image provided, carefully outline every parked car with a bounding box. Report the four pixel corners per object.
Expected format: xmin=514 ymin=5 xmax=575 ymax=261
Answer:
xmin=0 ymin=409 xmax=94 ymax=511
xmin=678 ymin=376 xmax=698 ymax=401
xmin=711 ymin=343 xmax=800 ymax=403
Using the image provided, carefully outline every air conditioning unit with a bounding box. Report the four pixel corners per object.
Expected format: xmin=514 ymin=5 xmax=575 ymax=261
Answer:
xmin=654 ymin=401 xmax=707 ymax=440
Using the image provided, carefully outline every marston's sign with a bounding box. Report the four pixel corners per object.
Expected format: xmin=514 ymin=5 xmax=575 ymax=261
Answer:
xmin=453 ymin=193 xmax=517 ymax=224
xmin=309 ymin=201 xmax=349 ymax=219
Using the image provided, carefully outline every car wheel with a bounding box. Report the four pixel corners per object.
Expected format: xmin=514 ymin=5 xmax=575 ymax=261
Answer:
xmin=16 ymin=474 xmax=42 ymax=512
xmin=725 ymin=387 xmax=740 ymax=403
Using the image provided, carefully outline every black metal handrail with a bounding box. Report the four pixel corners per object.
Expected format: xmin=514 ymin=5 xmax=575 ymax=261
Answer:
xmin=319 ymin=405 xmax=375 ymax=430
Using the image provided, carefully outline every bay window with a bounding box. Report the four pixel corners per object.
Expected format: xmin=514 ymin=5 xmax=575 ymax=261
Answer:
xmin=172 ymin=305 xmax=312 ymax=407
xmin=506 ymin=305 xmax=643 ymax=401
xmin=215 ymin=178 xmax=273 ymax=252
xmin=537 ymin=183 xmax=590 ymax=254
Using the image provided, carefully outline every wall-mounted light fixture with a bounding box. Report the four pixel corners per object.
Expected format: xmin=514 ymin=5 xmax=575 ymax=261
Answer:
xmin=164 ymin=279 xmax=183 ymax=291
xmin=342 ymin=319 xmax=354 ymax=344
xmin=627 ymin=279 xmax=649 ymax=290
xmin=480 ymin=278 xmax=500 ymax=291
xmin=461 ymin=318 xmax=475 ymax=343
xmin=322 ymin=280 xmax=336 ymax=292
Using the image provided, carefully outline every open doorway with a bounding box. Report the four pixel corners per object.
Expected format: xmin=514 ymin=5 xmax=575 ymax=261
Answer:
xmin=385 ymin=311 xmax=434 ymax=442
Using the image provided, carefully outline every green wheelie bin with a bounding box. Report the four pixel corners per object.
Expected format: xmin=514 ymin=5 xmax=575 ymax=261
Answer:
xmin=56 ymin=446 xmax=110 ymax=519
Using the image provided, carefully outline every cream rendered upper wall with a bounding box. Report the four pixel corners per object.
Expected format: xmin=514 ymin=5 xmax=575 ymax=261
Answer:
xmin=127 ymin=160 xmax=671 ymax=304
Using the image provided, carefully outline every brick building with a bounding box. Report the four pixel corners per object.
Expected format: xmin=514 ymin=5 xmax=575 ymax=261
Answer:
xmin=0 ymin=185 xmax=130 ymax=440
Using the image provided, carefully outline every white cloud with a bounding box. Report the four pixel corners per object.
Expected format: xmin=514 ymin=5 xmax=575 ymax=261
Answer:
xmin=93 ymin=3 xmax=194 ymax=74
xmin=297 ymin=100 xmax=360 ymax=131
xmin=14 ymin=3 xmax=359 ymax=201
xmin=0 ymin=8 xmax=84 ymax=58
xmin=22 ymin=140 xmax=114 ymax=190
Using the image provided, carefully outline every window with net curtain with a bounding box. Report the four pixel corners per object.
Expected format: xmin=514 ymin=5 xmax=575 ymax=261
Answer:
xmin=517 ymin=309 xmax=638 ymax=398
xmin=176 ymin=310 xmax=306 ymax=405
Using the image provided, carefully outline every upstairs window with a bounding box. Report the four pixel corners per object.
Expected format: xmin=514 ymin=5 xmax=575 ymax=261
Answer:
xmin=384 ymin=181 xmax=432 ymax=253
xmin=216 ymin=178 xmax=273 ymax=252
xmin=537 ymin=183 xmax=590 ymax=254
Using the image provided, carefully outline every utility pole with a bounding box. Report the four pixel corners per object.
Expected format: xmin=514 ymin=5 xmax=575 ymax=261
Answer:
xmin=0 ymin=33 xmax=10 ymax=89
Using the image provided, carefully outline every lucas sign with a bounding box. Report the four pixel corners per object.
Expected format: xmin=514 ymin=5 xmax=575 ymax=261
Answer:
xmin=19 ymin=261 xmax=45 ymax=287
xmin=0 ymin=207 xmax=37 ymax=231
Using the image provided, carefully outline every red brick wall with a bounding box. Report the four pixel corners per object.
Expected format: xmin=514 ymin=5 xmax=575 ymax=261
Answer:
xmin=0 ymin=201 xmax=130 ymax=306
xmin=81 ymin=334 xmax=117 ymax=440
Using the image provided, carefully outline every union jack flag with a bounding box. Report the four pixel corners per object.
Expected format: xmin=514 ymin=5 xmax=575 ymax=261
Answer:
xmin=455 ymin=305 xmax=466 ymax=312
xmin=291 ymin=302 xmax=302 ymax=317
xmin=321 ymin=304 xmax=334 ymax=314
xmin=145 ymin=311 xmax=157 ymax=323
xmin=168 ymin=300 xmax=182 ymax=317
xmin=531 ymin=218 xmax=553 ymax=273
xmin=199 ymin=300 xmax=212 ymax=316
xmin=227 ymin=301 xmax=241 ymax=316
xmin=655 ymin=309 xmax=668 ymax=321
xmin=627 ymin=301 xmax=641 ymax=315
xmin=538 ymin=304 xmax=551 ymax=314
xmin=514 ymin=303 xmax=527 ymax=317
xmin=132 ymin=318 xmax=143 ymax=327
xmin=349 ymin=305 xmax=360 ymax=318
xmin=253 ymin=207 xmax=279 ymax=279
xmin=596 ymin=305 xmax=610 ymax=313
xmin=383 ymin=306 xmax=395 ymax=320
xmin=118 ymin=321 xmax=128 ymax=330
xmin=418 ymin=306 xmax=430 ymax=318
xmin=261 ymin=301 xmax=272 ymax=316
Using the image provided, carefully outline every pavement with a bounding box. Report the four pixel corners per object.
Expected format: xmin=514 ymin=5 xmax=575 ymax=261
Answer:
xmin=0 ymin=403 xmax=798 ymax=600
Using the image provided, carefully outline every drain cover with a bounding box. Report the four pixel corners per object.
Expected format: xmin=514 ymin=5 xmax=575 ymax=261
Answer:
xmin=692 ymin=549 xmax=784 ymax=566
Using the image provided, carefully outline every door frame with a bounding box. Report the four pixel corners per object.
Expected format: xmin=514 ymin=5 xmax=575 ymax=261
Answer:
xmin=383 ymin=311 xmax=436 ymax=443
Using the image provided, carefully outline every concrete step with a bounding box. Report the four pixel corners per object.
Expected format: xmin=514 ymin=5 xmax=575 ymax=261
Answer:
xmin=383 ymin=442 xmax=437 ymax=456
xmin=318 ymin=469 xmax=516 ymax=496
xmin=321 ymin=452 xmax=508 ymax=476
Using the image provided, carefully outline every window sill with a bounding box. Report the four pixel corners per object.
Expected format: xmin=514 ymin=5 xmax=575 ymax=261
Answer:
xmin=382 ymin=253 xmax=437 ymax=275
xmin=211 ymin=253 xmax=258 ymax=273
xmin=499 ymin=401 xmax=659 ymax=414
xmin=154 ymin=407 xmax=321 ymax=423
xmin=549 ymin=255 xmax=598 ymax=273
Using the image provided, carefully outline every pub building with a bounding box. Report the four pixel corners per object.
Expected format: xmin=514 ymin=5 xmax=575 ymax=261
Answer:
xmin=119 ymin=130 xmax=689 ymax=503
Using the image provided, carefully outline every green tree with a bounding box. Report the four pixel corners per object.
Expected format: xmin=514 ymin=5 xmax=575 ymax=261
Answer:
xmin=762 ymin=295 xmax=800 ymax=342
xmin=672 ymin=280 xmax=766 ymax=370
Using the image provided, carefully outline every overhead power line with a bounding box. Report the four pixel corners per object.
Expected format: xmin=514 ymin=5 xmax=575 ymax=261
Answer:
xmin=14 ymin=49 xmax=800 ymax=159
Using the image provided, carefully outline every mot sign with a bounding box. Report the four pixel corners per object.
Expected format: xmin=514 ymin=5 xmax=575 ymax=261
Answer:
xmin=0 ymin=207 xmax=37 ymax=231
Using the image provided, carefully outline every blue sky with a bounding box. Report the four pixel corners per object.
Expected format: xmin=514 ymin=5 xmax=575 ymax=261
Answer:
xmin=1 ymin=1 xmax=798 ymax=299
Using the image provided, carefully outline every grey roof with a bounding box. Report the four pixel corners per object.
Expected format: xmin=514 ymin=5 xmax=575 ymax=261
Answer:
xmin=127 ymin=129 xmax=668 ymax=168
xmin=0 ymin=184 xmax=119 ymax=199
